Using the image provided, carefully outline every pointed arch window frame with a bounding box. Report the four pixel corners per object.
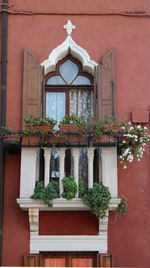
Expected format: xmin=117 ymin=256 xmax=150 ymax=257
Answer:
xmin=44 ymin=55 xmax=94 ymax=116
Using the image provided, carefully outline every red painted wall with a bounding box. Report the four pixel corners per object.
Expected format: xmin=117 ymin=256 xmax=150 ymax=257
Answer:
xmin=39 ymin=211 xmax=98 ymax=235
xmin=1 ymin=0 xmax=150 ymax=266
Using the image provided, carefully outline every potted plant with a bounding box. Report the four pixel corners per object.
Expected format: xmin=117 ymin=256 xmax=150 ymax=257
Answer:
xmin=59 ymin=114 xmax=86 ymax=132
xmin=23 ymin=116 xmax=57 ymax=133
xmin=118 ymin=123 xmax=149 ymax=168
xmin=59 ymin=114 xmax=86 ymax=142
xmin=1 ymin=127 xmax=21 ymax=144
xmin=21 ymin=129 xmax=40 ymax=146
xmin=94 ymin=117 xmax=121 ymax=143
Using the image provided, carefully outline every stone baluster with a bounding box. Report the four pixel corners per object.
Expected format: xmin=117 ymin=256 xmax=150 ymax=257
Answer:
xmin=59 ymin=148 xmax=66 ymax=195
xmin=72 ymin=148 xmax=80 ymax=197
xmin=43 ymin=148 xmax=51 ymax=187
xmin=87 ymin=148 xmax=95 ymax=189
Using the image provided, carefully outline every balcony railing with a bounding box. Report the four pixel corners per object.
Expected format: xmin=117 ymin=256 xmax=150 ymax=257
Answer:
xmin=17 ymin=143 xmax=120 ymax=211
xmin=0 ymin=131 xmax=120 ymax=210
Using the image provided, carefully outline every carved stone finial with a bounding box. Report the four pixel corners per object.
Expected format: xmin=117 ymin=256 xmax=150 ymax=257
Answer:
xmin=63 ymin=20 xmax=75 ymax=36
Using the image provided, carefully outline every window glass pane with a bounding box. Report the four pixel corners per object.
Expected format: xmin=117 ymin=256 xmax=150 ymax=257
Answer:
xmin=46 ymin=92 xmax=66 ymax=125
xmin=44 ymin=258 xmax=66 ymax=267
xmin=59 ymin=60 xmax=79 ymax=84
xmin=50 ymin=149 xmax=59 ymax=178
xmin=70 ymin=89 xmax=94 ymax=118
xmin=72 ymin=258 xmax=93 ymax=267
xmin=72 ymin=75 xmax=91 ymax=85
xmin=46 ymin=75 xmax=66 ymax=85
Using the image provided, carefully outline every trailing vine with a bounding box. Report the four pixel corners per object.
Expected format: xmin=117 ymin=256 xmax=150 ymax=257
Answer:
xmin=31 ymin=178 xmax=128 ymax=219
xmin=31 ymin=180 xmax=60 ymax=207
xmin=80 ymin=180 xmax=111 ymax=218
xmin=61 ymin=175 xmax=78 ymax=200
xmin=117 ymin=197 xmax=128 ymax=215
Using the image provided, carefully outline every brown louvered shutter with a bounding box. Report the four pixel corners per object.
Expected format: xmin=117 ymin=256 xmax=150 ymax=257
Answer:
xmin=24 ymin=254 xmax=40 ymax=267
xmin=22 ymin=47 xmax=43 ymax=128
xmin=99 ymin=253 xmax=114 ymax=267
xmin=97 ymin=48 xmax=116 ymax=119
xmin=93 ymin=66 xmax=98 ymax=118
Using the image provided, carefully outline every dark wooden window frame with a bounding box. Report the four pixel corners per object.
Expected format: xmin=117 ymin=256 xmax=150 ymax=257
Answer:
xmin=40 ymin=252 xmax=98 ymax=267
xmin=24 ymin=252 xmax=114 ymax=267
xmin=45 ymin=55 xmax=94 ymax=116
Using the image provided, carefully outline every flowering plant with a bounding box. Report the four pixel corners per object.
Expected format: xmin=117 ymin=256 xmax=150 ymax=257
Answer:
xmin=118 ymin=122 xmax=149 ymax=168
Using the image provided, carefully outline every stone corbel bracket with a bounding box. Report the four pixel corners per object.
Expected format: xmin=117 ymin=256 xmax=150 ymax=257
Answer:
xmin=29 ymin=208 xmax=39 ymax=236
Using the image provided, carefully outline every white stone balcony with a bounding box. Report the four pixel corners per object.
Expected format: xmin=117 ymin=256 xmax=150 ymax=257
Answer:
xmin=17 ymin=146 xmax=120 ymax=211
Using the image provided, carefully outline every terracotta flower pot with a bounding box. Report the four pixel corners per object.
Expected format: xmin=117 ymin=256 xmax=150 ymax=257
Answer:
xmin=22 ymin=136 xmax=40 ymax=146
xmin=43 ymin=135 xmax=65 ymax=144
xmin=3 ymin=135 xmax=20 ymax=144
xmin=95 ymin=134 xmax=114 ymax=143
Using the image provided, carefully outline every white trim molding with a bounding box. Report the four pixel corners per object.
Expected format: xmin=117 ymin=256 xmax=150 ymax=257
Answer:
xmin=17 ymin=198 xmax=121 ymax=211
xmin=41 ymin=35 xmax=97 ymax=76
xmin=30 ymin=235 xmax=107 ymax=254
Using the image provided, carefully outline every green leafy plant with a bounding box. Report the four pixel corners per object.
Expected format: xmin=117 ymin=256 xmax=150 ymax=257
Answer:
xmin=118 ymin=122 xmax=149 ymax=168
xmin=60 ymin=114 xmax=86 ymax=126
xmin=31 ymin=180 xmax=60 ymax=207
xmin=61 ymin=175 xmax=77 ymax=200
xmin=22 ymin=129 xmax=39 ymax=136
xmin=81 ymin=181 xmax=111 ymax=218
xmin=94 ymin=117 xmax=122 ymax=138
xmin=117 ymin=198 xmax=128 ymax=215
xmin=79 ymin=179 xmax=87 ymax=196
xmin=23 ymin=116 xmax=57 ymax=127
xmin=0 ymin=126 xmax=12 ymax=135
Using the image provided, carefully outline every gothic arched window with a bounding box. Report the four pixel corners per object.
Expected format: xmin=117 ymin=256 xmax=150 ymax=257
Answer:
xmin=45 ymin=55 xmax=94 ymax=124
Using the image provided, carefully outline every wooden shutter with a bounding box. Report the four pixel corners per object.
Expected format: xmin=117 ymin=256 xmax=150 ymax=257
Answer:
xmin=97 ymin=48 xmax=116 ymax=119
xmin=24 ymin=254 xmax=39 ymax=267
xmin=99 ymin=253 xmax=114 ymax=267
xmin=93 ymin=66 xmax=98 ymax=118
xmin=22 ymin=47 xmax=43 ymax=128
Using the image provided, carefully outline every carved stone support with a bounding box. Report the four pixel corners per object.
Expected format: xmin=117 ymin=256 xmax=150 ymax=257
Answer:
xmin=29 ymin=208 xmax=39 ymax=236
xmin=99 ymin=210 xmax=109 ymax=252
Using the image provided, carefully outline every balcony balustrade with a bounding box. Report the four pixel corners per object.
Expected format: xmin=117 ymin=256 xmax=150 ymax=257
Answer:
xmin=17 ymin=143 xmax=120 ymax=211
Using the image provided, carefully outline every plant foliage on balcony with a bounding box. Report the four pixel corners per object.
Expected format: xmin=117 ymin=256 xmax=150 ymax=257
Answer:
xmin=79 ymin=180 xmax=111 ymax=218
xmin=31 ymin=180 xmax=60 ymax=207
xmin=1 ymin=116 xmax=149 ymax=168
xmin=23 ymin=116 xmax=57 ymax=127
xmin=60 ymin=114 xmax=86 ymax=126
xmin=61 ymin=175 xmax=78 ymax=200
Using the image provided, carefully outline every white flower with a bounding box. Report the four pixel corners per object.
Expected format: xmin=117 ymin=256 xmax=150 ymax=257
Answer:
xmin=123 ymin=165 xmax=127 ymax=169
xmin=137 ymin=125 xmax=141 ymax=129
xmin=130 ymin=127 xmax=134 ymax=130
xmin=128 ymin=121 xmax=131 ymax=125
xmin=144 ymin=126 xmax=147 ymax=130
xmin=122 ymin=126 xmax=125 ymax=130
xmin=123 ymin=140 xmax=126 ymax=144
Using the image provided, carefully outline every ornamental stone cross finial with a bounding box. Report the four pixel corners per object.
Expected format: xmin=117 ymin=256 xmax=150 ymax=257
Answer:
xmin=63 ymin=20 xmax=75 ymax=36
